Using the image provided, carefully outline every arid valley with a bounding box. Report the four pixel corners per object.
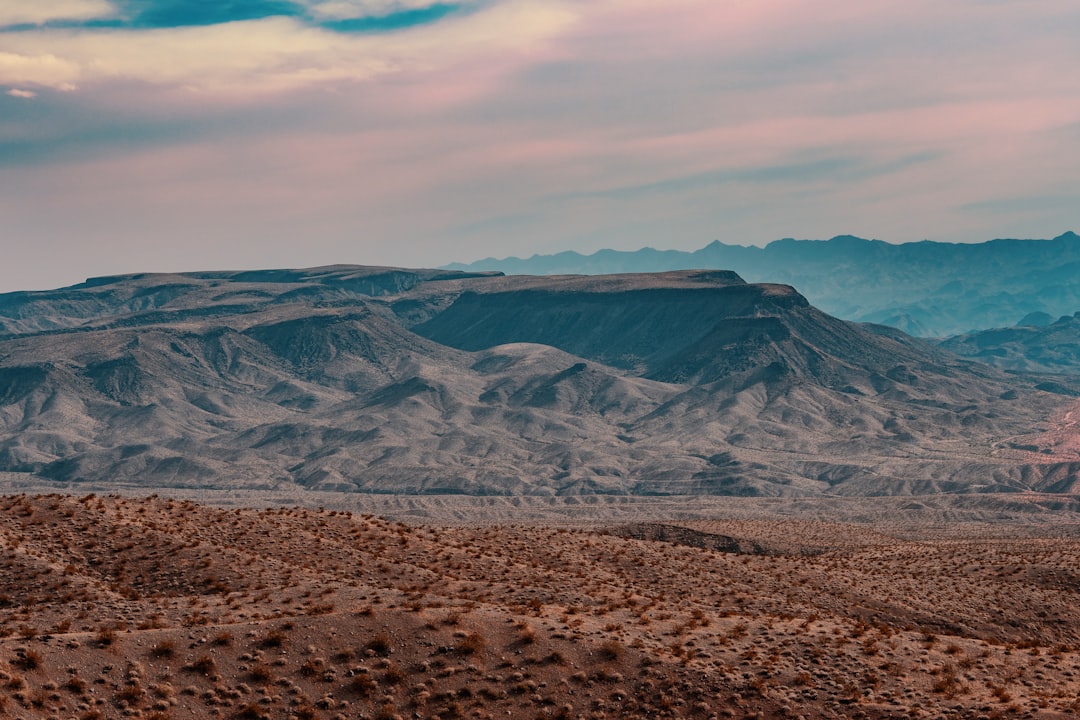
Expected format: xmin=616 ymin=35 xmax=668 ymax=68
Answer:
xmin=8 ymin=0 xmax=1080 ymax=716
xmin=3 ymin=259 xmax=1080 ymax=719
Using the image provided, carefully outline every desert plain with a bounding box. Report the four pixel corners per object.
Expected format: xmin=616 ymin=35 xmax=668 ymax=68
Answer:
xmin=3 ymin=491 xmax=1080 ymax=719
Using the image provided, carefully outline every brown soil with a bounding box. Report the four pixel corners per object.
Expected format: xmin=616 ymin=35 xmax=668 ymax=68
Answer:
xmin=3 ymin=493 xmax=1080 ymax=719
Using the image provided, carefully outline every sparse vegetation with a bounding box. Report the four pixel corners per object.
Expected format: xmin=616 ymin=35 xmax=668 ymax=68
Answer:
xmin=0 ymin=493 xmax=1079 ymax=720
xmin=149 ymin=638 xmax=176 ymax=658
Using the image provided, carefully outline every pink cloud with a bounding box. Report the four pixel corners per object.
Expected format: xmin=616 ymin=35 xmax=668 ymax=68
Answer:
xmin=1 ymin=0 xmax=1079 ymax=293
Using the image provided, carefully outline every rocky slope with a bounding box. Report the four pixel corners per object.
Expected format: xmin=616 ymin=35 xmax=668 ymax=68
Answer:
xmin=0 ymin=266 xmax=1076 ymax=496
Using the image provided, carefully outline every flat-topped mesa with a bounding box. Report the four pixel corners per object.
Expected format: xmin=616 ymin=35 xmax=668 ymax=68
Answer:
xmin=77 ymin=265 xmax=503 ymax=291
xmin=412 ymin=275 xmax=841 ymax=385
xmin=446 ymin=232 xmax=1080 ymax=338
xmin=0 ymin=266 xmax=507 ymax=337
xmin=454 ymin=268 xmax=749 ymax=294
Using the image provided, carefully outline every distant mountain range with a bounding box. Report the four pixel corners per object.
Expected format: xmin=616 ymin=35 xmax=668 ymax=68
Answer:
xmin=942 ymin=312 xmax=1080 ymax=375
xmin=1 ymin=266 xmax=1078 ymax=497
xmin=445 ymin=232 xmax=1080 ymax=338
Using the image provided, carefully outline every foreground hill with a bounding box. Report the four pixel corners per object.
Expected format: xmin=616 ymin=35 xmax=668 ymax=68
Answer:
xmin=445 ymin=232 xmax=1080 ymax=337
xmin=0 ymin=266 xmax=1078 ymax=496
xmin=2 ymin=493 xmax=1080 ymax=719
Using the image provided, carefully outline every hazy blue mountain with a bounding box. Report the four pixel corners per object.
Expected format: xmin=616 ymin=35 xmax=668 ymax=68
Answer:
xmin=942 ymin=312 xmax=1080 ymax=375
xmin=445 ymin=232 xmax=1080 ymax=337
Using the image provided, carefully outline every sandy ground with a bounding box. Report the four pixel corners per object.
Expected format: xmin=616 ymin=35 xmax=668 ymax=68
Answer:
xmin=3 ymin=493 xmax=1080 ymax=719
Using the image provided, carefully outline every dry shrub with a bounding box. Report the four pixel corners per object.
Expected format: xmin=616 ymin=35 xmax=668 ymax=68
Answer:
xmin=115 ymin=684 xmax=145 ymax=707
xmin=149 ymin=639 xmax=176 ymax=659
xmin=234 ymin=702 xmax=267 ymax=719
xmin=543 ymin=651 xmax=566 ymax=665
xmin=457 ymin=632 xmax=486 ymax=656
xmin=258 ymin=630 xmax=287 ymax=649
xmin=12 ymin=648 xmax=42 ymax=671
xmin=598 ymin=639 xmax=623 ymax=662
xmin=517 ymin=623 xmax=537 ymax=645
xmin=348 ymin=674 xmax=377 ymax=697
xmin=248 ymin=664 xmax=275 ymax=685
xmin=95 ymin=626 xmax=117 ymax=647
xmin=382 ymin=663 xmax=406 ymax=686
xmin=374 ymin=703 xmax=400 ymax=720
xmin=331 ymin=648 xmax=355 ymax=663
xmin=931 ymin=663 xmax=963 ymax=697
xmin=366 ymin=633 xmax=393 ymax=656
xmin=182 ymin=655 xmax=216 ymax=675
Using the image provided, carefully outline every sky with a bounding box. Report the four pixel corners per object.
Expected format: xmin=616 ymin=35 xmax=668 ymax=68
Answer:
xmin=1 ymin=0 xmax=1079 ymax=292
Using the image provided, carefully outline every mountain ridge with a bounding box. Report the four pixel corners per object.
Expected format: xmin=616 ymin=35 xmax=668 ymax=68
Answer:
xmin=444 ymin=232 xmax=1080 ymax=337
xmin=1 ymin=266 xmax=1078 ymax=497
xmin=942 ymin=311 xmax=1080 ymax=375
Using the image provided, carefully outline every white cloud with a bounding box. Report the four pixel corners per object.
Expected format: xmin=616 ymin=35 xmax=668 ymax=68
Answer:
xmin=0 ymin=51 xmax=80 ymax=91
xmin=6 ymin=88 xmax=37 ymax=98
xmin=0 ymin=0 xmax=113 ymax=26
xmin=0 ymin=1 xmax=577 ymax=94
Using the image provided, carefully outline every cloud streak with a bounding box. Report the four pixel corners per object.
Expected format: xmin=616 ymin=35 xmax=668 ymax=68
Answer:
xmin=0 ymin=1 xmax=572 ymax=92
xmin=0 ymin=0 xmax=114 ymax=27
xmin=0 ymin=0 xmax=1078 ymax=292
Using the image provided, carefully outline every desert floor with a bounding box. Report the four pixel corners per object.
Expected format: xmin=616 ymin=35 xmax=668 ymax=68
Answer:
xmin=3 ymin=491 xmax=1080 ymax=719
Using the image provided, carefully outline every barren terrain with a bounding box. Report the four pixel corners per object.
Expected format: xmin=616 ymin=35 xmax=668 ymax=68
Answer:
xmin=4 ymin=493 xmax=1080 ymax=719
xmin=2 ymin=266 xmax=1079 ymax=497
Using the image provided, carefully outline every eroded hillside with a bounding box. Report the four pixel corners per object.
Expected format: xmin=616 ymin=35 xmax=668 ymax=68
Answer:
xmin=0 ymin=267 xmax=1077 ymax=496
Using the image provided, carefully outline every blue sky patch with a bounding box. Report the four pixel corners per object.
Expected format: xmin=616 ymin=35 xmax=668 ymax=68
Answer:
xmin=120 ymin=0 xmax=304 ymax=28
xmin=320 ymin=4 xmax=462 ymax=33
xmin=0 ymin=0 xmax=466 ymax=32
